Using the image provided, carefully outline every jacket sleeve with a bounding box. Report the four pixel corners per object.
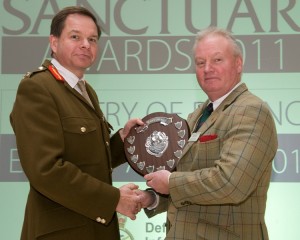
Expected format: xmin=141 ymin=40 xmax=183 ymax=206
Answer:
xmin=144 ymin=193 xmax=169 ymax=218
xmin=110 ymin=130 xmax=127 ymax=168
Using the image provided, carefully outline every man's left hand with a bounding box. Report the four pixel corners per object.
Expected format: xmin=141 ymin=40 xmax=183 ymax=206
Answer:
xmin=144 ymin=170 xmax=171 ymax=195
xmin=119 ymin=118 xmax=144 ymax=142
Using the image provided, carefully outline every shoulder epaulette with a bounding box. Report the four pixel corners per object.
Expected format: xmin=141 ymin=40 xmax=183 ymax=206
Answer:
xmin=24 ymin=66 xmax=47 ymax=78
xmin=23 ymin=64 xmax=65 ymax=82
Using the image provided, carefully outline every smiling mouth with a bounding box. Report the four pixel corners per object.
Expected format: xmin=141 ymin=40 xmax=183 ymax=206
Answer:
xmin=205 ymin=77 xmax=217 ymax=81
xmin=77 ymin=54 xmax=91 ymax=59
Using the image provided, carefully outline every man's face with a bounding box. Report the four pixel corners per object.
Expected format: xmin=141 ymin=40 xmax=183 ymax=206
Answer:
xmin=49 ymin=13 xmax=99 ymax=78
xmin=194 ymin=35 xmax=243 ymax=101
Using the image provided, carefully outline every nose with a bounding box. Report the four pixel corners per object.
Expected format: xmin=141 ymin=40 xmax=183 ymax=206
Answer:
xmin=204 ymin=62 xmax=213 ymax=72
xmin=81 ymin=39 xmax=90 ymax=49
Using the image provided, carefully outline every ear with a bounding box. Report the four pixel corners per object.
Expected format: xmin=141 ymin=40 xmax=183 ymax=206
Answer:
xmin=49 ymin=35 xmax=58 ymax=55
xmin=236 ymin=56 xmax=243 ymax=74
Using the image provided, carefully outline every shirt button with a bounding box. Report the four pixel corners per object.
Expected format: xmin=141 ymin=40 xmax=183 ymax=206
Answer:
xmin=81 ymin=127 xmax=86 ymax=132
xmin=106 ymin=141 xmax=109 ymax=147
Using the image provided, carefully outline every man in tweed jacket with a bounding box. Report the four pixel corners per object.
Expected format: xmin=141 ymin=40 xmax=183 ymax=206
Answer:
xmin=139 ymin=27 xmax=278 ymax=240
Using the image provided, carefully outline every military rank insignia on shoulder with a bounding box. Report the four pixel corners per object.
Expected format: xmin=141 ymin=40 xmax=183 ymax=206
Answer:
xmin=24 ymin=66 xmax=47 ymax=78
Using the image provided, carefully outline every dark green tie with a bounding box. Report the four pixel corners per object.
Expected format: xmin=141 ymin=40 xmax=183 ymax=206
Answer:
xmin=194 ymin=103 xmax=213 ymax=132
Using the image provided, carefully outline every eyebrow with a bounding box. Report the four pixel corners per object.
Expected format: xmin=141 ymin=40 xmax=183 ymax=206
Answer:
xmin=195 ymin=52 xmax=223 ymax=59
xmin=69 ymin=29 xmax=80 ymax=34
xmin=69 ymin=29 xmax=98 ymax=38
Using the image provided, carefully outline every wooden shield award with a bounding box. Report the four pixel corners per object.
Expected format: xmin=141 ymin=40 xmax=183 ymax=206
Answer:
xmin=124 ymin=112 xmax=190 ymax=176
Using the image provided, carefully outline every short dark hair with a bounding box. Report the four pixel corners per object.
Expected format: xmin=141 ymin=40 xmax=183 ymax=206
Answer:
xmin=50 ymin=6 xmax=101 ymax=39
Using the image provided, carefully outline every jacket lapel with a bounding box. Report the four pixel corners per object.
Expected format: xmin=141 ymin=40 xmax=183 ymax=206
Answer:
xmin=85 ymin=83 xmax=101 ymax=113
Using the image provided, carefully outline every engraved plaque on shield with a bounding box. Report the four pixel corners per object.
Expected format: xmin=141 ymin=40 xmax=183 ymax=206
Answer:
xmin=124 ymin=112 xmax=190 ymax=176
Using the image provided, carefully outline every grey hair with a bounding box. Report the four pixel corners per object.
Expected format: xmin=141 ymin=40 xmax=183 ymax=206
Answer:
xmin=193 ymin=26 xmax=242 ymax=58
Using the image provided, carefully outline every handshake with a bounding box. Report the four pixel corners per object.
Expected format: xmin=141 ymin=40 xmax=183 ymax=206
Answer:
xmin=116 ymin=183 xmax=155 ymax=220
xmin=116 ymin=169 xmax=171 ymax=220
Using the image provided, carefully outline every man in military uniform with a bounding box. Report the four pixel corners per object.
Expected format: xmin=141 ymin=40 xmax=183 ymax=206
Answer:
xmin=10 ymin=6 xmax=143 ymax=240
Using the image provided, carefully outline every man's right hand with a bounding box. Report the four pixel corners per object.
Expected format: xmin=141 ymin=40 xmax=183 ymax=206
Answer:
xmin=116 ymin=183 xmax=141 ymax=220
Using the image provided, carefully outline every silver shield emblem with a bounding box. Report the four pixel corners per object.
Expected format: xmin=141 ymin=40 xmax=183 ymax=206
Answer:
xmin=145 ymin=131 xmax=168 ymax=157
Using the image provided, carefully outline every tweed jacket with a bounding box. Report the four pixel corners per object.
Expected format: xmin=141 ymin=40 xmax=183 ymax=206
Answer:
xmin=10 ymin=60 xmax=126 ymax=240
xmin=146 ymin=83 xmax=278 ymax=240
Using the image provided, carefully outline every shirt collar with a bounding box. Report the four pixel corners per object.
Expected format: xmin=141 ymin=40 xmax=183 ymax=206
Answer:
xmin=51 ymin=59 xmax=83 ymax=88
xmin=211 ymin=82 xmax=242 ymax=110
